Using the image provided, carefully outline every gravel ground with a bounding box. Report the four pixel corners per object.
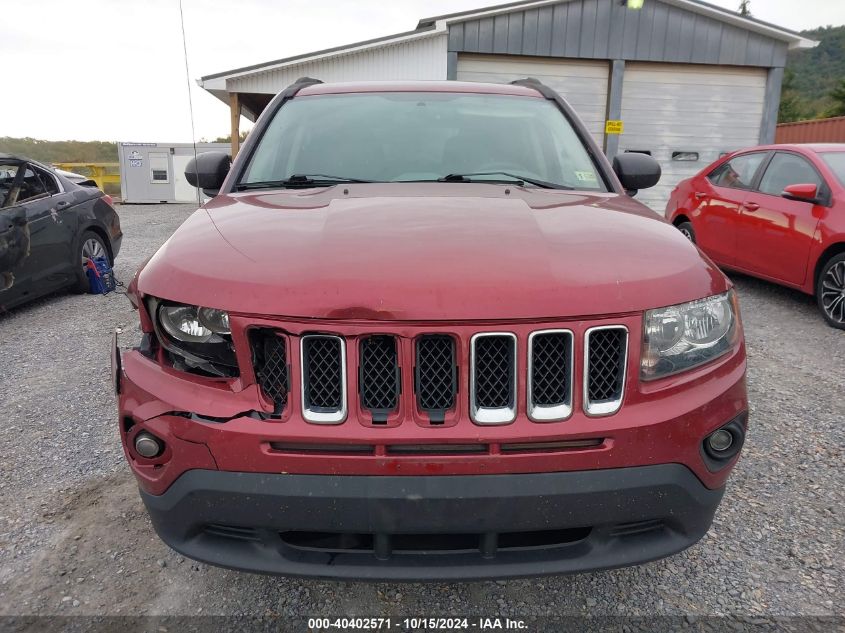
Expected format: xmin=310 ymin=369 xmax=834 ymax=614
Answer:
xmin=0 ymin=203 xmax=842 ymax=624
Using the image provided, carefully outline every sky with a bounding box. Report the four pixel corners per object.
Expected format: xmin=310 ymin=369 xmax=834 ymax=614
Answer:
xmin=1 ymin=0 xmax=843 ymax=143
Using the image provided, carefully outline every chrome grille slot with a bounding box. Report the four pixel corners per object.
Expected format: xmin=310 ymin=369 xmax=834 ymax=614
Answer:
xmin=584 ymin=326 xmax=628 ymax=416
xmin=300 ymin=334 xmax=346 ymax=424
xmin=527 ymin=330 xmax=573 ymax=421
xmin=359 ymin=336 xmax=400 ymax=423
xmin=470 ymin=333 xmax=517 ymax=425
xmin=415 ymin=335 xmax=457 ymax=423
xmin=249 ymin=328 xmax=289 ymax=414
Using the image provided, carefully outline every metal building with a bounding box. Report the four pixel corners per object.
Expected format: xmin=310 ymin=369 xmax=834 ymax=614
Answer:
xmin=199 ymin=0 xmax=816 ymax=211
xmin=118 ymin=142 xmax=229 ymax=203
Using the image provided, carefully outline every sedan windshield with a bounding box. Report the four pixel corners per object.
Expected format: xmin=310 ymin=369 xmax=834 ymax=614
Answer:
xmin=240 ymin=92 xmax=606 ymax=191
xmin=820 ymin=152 xmax=845 ymax=187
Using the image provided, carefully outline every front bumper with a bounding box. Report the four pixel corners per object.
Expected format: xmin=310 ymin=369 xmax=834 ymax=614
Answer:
xmin=140 ymin=464 xmax=723 ymax=581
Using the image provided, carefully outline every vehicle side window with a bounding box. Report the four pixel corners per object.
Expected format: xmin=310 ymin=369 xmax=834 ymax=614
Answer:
xmin=758 ymin=153 xmax=823 ymax=197
xmin=34 ymin=167 xmax=60 ymax=196
xmin=16 ymin=167 xmax=49 ymax=204
xmin=0 ymin=163 xmax=20 ymax=207
xmin=707 ymin=153 xmax=766 ymax=190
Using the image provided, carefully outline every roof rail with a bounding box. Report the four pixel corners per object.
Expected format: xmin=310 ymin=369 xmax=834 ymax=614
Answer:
xmin=510 ymin=77 xmax=542 ymax=86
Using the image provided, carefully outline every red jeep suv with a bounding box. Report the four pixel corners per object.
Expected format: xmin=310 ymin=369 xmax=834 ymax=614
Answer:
xmin=115 ymin=78 xmax=748 ymax=580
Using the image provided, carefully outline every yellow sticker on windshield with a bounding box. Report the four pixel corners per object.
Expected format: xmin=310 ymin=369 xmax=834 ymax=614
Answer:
xmin=575 ymin=171 xmax=598 ymax=182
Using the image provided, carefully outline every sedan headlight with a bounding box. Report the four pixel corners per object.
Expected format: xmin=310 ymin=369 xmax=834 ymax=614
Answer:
xmin=153 ymin=301 xmax=237 ymax=377
xmin=641 ymin=291 xmax=739 ymax=380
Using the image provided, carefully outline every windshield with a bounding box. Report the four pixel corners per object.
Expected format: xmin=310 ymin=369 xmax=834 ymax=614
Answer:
xmin=240 ymin=92 xmax=606 ymax=191
xmin=820 ymin=152 xmax=845 ymax=187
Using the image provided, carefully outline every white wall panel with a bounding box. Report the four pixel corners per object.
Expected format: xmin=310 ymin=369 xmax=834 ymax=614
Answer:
xmin=227 ymin=34 xmax=448 ymax=94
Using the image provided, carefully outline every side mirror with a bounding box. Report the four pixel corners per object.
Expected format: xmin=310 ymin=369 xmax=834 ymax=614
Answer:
xmin=185 ymin=151 xmax=231 ymax=197
xmin=782 ymin=183 xmax=818 ymax=203
xmin=612 ymin=153 xmax=661 ymax=196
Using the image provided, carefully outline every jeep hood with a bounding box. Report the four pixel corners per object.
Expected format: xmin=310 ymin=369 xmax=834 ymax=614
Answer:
xmin=138 ymin=183 xmax=729 ymax=321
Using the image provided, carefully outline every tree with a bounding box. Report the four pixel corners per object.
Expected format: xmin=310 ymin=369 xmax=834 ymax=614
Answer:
xmin=778 ymin=69 xmax=806 ymax=123
xmin=826 ymin=79 xmax=845 ymax=117
xmin=0 ymin=137 xmax=117 ymax=163
xmin=212 ymin=131 xmax=249 ymax=143
xmin=738 ymin=0 xmax=751 ymax=16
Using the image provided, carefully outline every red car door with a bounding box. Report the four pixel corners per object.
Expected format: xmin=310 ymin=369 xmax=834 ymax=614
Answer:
xmin=735 ymin=151 xmax=825 ymax=286
xmin=693 ymin=152 xmax=768 ymax=266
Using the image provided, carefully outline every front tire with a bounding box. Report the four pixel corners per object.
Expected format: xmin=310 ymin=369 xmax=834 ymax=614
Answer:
xmin=74 ymin=230 xmax=111 ymax=293
xmin=677 ymin=221 xmax=696 ymax=243
xmin=817 ymin=253 xmax=845 ymax=330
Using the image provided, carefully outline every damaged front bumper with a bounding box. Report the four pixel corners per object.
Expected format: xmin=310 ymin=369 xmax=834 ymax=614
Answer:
xmin=113 ymin=330 xmax=745 ymax=579
xmin=114 ymin=332 xmax=748 ymax=496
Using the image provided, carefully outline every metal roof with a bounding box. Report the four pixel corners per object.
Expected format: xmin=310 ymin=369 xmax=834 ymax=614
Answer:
xmin=200 ymin=0 xmax=816 ymax=88
xmin=418 ymin=0 xmax=815 ymax=46
xmin=200 ymin=25 xmax=438 ymax=82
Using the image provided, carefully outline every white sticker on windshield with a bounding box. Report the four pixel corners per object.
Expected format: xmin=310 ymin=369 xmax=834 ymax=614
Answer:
xmin=575 ymin=171 xmax=597 ymax=182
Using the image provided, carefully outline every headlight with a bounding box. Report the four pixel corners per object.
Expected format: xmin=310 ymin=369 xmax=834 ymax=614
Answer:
xmin=641 ymin=291 xmax=739 ymax=380
xmin=159 ymin=305 xmax=230 ymax=341
xmin=154 ymin=302 xmax=237 ymax=377
xmin=198 ymin=307 xmax=231 ymax=334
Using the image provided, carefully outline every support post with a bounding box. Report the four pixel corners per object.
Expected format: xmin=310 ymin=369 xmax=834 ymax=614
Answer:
xmin=605 ymin=60 xmax=625 ymax=159
xmin=759 ymin=67 xmax=784 ymax=144
xmin=446 ymin=51 xmax=458 ymax=80
xmin=229 ymin=92 xmax=241 ymax=157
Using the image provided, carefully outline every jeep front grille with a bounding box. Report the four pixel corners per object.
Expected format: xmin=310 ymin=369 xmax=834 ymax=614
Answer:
xmin=301 ymin=334 xmax=346 ymax=424
xmin=359 ymin=336 xmax=400 ymax=423
xmin=415 ymin=335 xmax=457 ymax=423
xmin=249 ymin=329 xmax=289 ymax=414
xmin=470 ymin=333 xmax=517 ymax=425
xmin=527 ymin=330 xmax=573 ymax=421
xmin=584 ymin=326 xmax=628 ymax=416
xmin=251 ymin=325 xmax=629 ymax=424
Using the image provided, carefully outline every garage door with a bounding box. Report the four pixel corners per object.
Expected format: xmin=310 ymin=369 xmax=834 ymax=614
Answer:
xmin=620 ymin=63 xmax=767 ymax=213
xmin=456 ymin=54 xmax=609 ymax=145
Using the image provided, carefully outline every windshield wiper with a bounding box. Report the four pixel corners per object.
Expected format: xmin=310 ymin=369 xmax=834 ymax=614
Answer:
xmin=236 ymin=174 xmax=373 ymax=190
xmin=437 ymin=172 xmax=572 ymax=190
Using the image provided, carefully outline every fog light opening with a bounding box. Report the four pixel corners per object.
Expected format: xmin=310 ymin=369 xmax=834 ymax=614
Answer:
xmin=708 ymin=429 xmax=734 ymax=453
xmin=701 ymin=414 xmax=746 ymax=470
xmin=135 ymin=432 xmax=163 ymax=459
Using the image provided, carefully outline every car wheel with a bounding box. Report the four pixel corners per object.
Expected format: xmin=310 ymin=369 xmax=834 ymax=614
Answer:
xmin=74 ymin=230 xmax=111 ymax=293
xmin=817 ymin=253 xmax=845 ymax=330
xmin=677 ymin=221 xmax=696 ymax=243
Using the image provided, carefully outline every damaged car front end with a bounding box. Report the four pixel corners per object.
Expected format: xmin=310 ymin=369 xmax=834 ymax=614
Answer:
xmin=115 ymin=78 xmax=747 ymax=581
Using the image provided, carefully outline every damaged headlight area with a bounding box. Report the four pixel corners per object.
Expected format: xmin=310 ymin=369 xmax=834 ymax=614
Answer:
xmin=641 ymin=291 xmax=740 ymax=381
xmin=149 ymin=298 xmax=238 ymax=377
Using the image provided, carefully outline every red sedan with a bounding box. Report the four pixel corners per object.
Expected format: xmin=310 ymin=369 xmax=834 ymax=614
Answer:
xmin=666 ymin=144 xmax=845 ymax=329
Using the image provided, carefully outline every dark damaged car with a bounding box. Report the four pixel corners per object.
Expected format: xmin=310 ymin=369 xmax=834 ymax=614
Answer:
xmin=0 ymin=154 xmax=122 ymax=311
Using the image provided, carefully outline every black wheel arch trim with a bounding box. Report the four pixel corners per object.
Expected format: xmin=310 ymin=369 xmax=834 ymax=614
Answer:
xmin=814 ymin=242 xmax=845 ymax=289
